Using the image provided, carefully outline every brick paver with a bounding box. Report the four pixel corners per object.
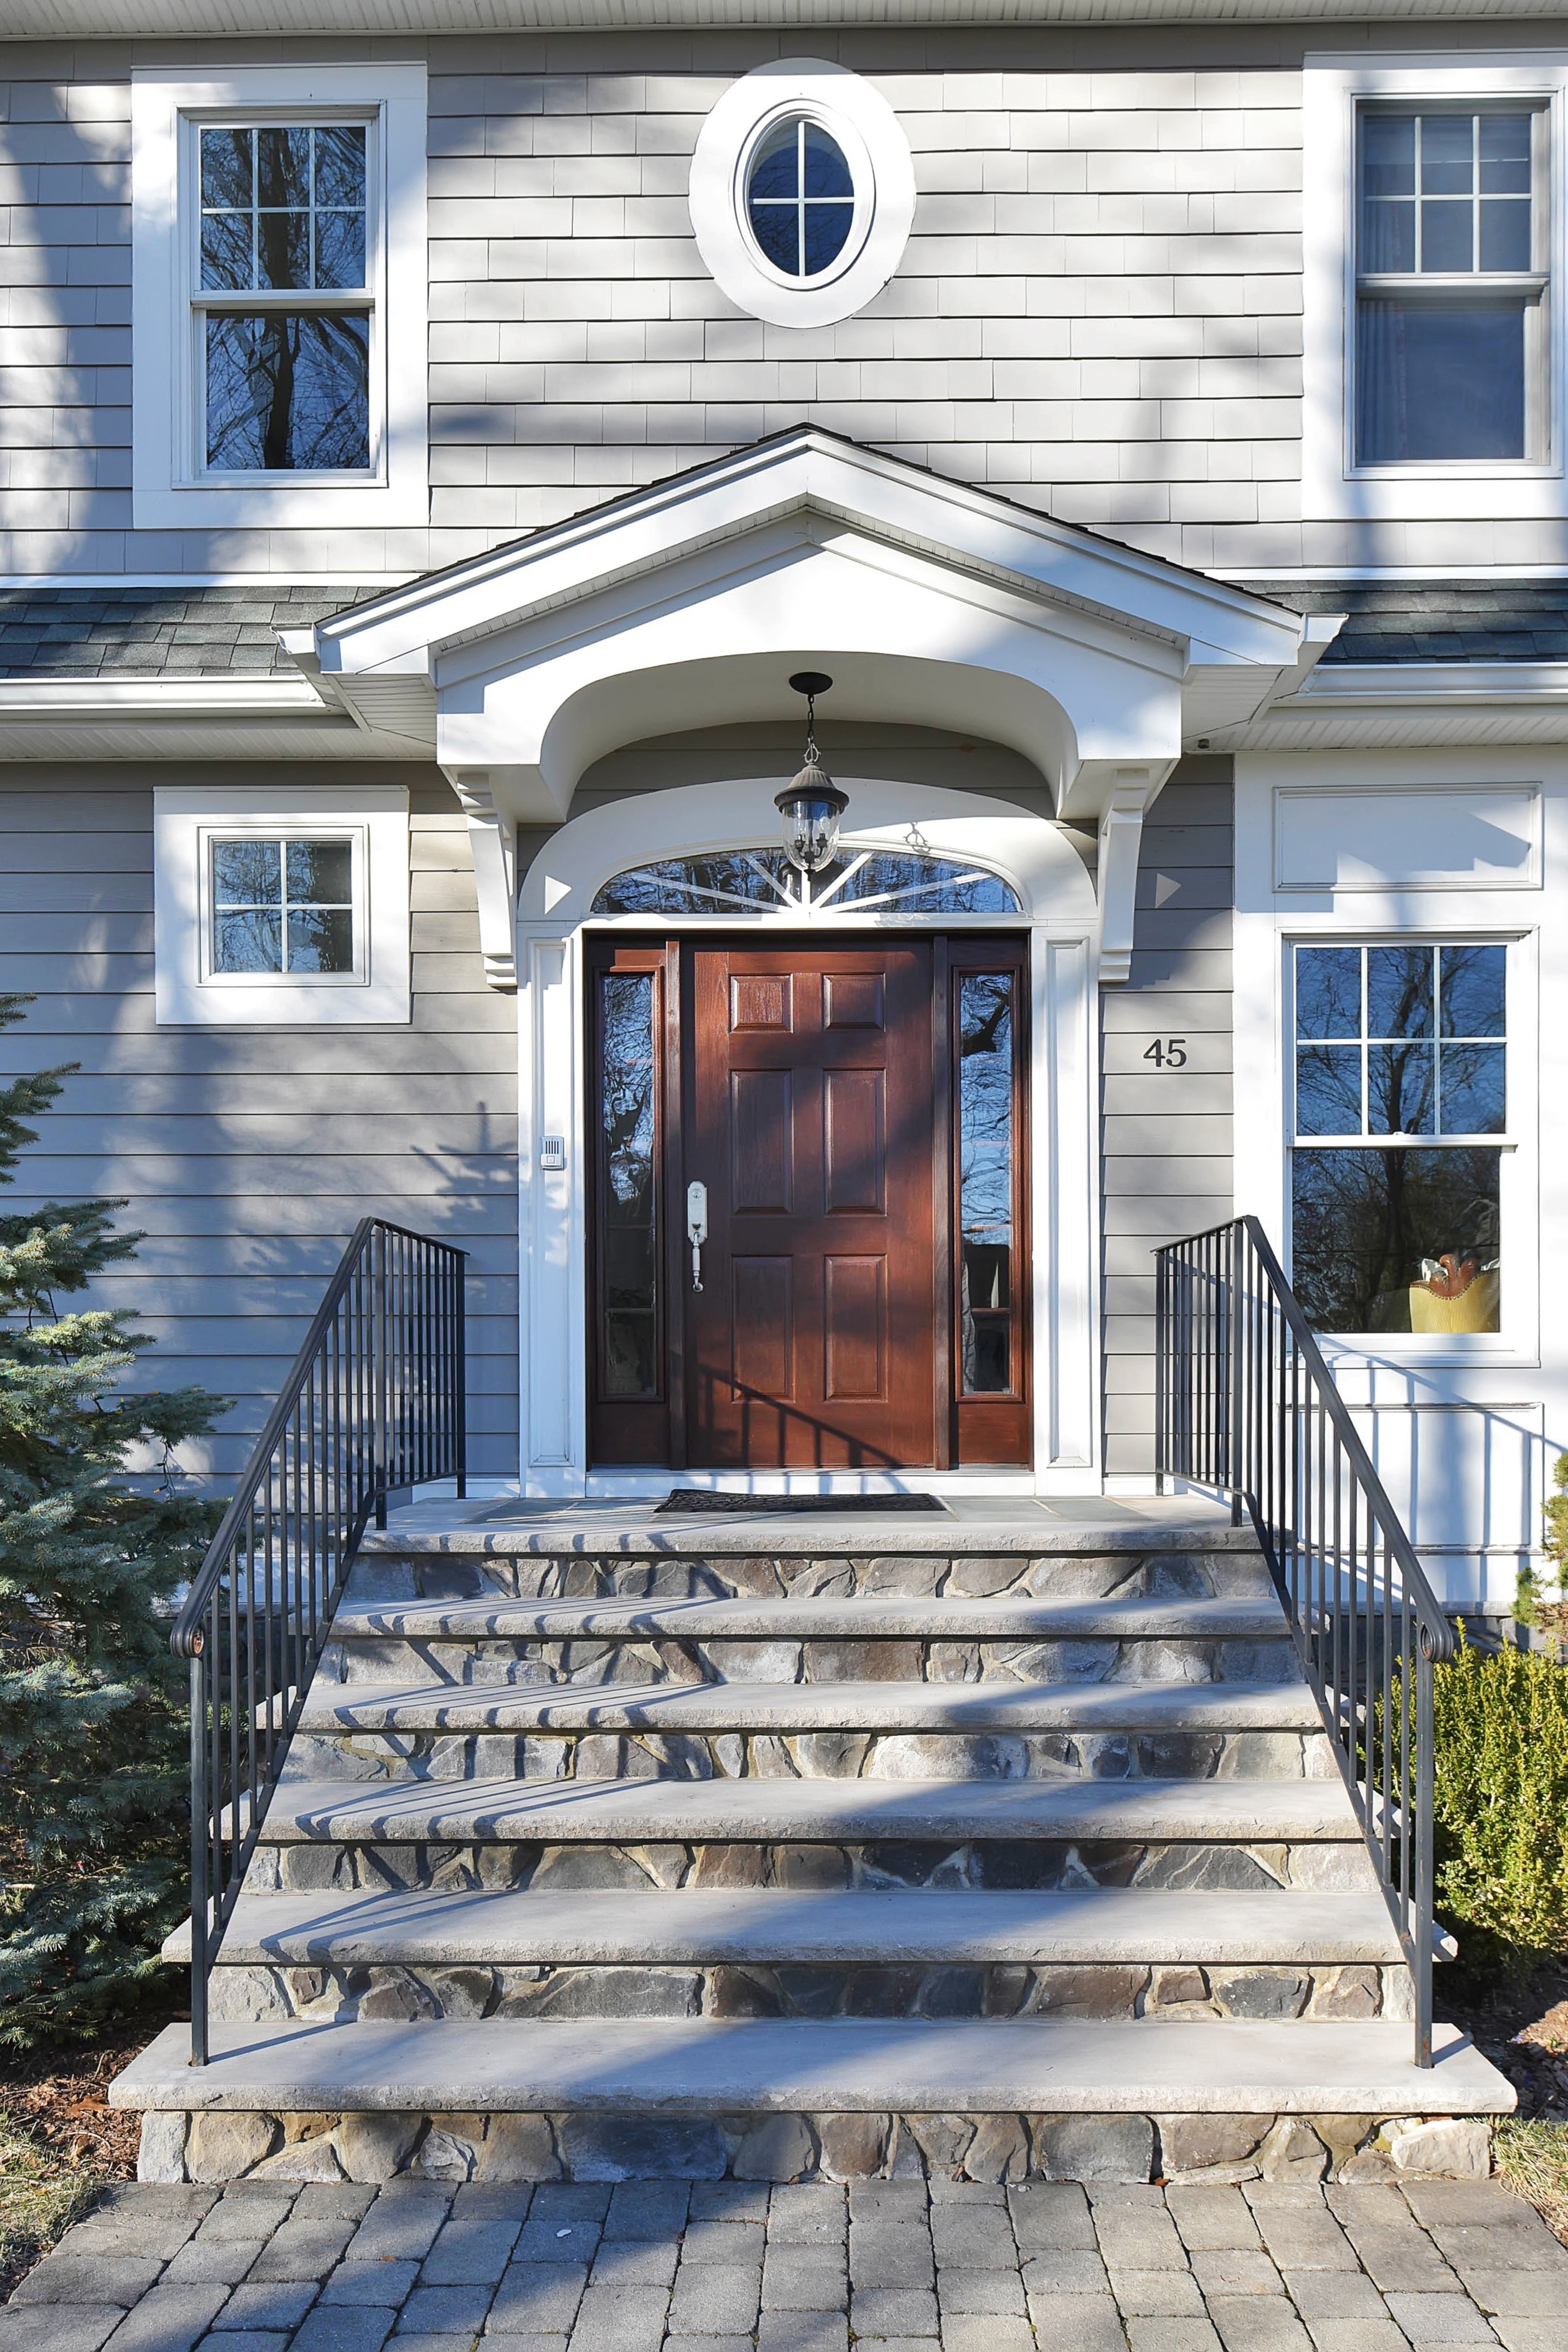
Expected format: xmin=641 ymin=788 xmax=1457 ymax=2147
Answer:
xmin=0 ymin=2172 xmax=1556 ymax=2349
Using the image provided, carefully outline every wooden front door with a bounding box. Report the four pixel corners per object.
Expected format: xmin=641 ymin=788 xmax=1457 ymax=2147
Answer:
xmin=586 ymin=933 xmax=1030 ymax=1471
xmin=688 ymin=942 xmax=936 ymax=1468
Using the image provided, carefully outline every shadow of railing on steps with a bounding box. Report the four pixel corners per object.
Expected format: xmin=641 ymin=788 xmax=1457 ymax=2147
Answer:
xmin=1155 ymin=1215 xmax=1453 ymax=2070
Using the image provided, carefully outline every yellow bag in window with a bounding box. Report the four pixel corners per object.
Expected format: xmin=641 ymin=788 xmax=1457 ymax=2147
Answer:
xmin=1408 ymin=1258 xmax=1500 ymax=1334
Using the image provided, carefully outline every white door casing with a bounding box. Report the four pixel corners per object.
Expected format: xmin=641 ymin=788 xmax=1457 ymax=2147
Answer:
xmin=517 ymin=778 xmax=1101 ymax=1498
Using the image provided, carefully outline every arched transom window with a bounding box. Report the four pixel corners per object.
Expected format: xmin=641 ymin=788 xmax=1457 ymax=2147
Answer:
xmin=590 ymin=846 xmax=1022 ymax=918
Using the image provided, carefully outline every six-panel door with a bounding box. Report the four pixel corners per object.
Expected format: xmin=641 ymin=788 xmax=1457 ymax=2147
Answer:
xmin=687 ymin=942 xmax=938 ymax=1467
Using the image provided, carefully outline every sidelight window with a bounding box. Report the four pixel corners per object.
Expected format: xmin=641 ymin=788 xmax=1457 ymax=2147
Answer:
xmin=1290 ymin=942 xmax=1505 ymax=1334
xmin=957 ymin=971 xmax=1016 ymax=1393
xmin=596 ymin=969 xmax=661 ymax=1399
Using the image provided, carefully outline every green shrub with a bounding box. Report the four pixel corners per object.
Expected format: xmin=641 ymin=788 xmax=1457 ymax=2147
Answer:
xmin=1431 ymin=1635 xmax=1568 ymax=1981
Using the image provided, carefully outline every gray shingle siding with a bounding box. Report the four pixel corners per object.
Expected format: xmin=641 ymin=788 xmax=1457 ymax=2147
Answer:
xmin=1101 ymin=764 xmax=1233 ymax=1483
xmin=0 ymin=771 xmax=519 ymax=1487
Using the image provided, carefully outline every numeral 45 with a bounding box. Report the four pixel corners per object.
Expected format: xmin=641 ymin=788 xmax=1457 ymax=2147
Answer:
xmin=1143 ymin=1038 xmax=1188 ymax=1068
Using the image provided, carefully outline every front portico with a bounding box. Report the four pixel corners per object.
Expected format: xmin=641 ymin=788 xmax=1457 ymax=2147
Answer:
xmin=288 ymin=430 xmax=1327 ymax=1498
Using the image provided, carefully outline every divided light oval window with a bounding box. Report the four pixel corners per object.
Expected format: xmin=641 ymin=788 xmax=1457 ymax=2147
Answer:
xmin=689 ymin=60 xmax=916 ymax=328
xmin=745 ymin=117 xmax=856 ymax=280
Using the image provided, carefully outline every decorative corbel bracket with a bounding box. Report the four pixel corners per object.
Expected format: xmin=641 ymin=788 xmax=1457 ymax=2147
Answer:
xmin=1096 ymin=769 xmax=1169 ymax=986
xmin=445 ymin=768 xmax=518 ymax=992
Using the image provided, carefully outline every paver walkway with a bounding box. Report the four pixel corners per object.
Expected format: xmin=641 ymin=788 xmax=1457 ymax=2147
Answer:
xmin=0 ymin=2172 xmax=1561 ymax=2352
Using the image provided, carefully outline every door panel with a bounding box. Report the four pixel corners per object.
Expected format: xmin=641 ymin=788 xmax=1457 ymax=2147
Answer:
xmin=825 ymin=1256 xmax=885 ymax=1399
xmin=688 ymin=942 xmax=936 ymax=1468
xmin=730 ymin=1069 xmax=793 ymax=1213
xmin=823 ymin=1068 xmax=885 ymax=1215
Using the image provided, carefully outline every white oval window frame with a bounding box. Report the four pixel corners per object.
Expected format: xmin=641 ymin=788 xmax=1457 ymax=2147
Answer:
xmin=689 ymin=59 xmax=916 ymax=330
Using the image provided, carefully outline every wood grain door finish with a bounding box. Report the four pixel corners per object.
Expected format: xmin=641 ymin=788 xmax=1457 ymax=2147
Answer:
xmin=687 ymin=942 xmax=937 ymax=1467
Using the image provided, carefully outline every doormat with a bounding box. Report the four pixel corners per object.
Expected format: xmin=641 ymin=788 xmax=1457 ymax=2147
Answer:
xmin=654 ymin=1491 xmax=951 ymax=1516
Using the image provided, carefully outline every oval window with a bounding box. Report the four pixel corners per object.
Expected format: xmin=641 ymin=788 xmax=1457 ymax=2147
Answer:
xmin=745 ymin=116 xmax=855 ymax=279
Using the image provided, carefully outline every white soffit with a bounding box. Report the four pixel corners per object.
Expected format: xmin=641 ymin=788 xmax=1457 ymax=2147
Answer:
xmin=6 ymin=0 xmax=1566 ymax=28
xmin=1226 ymin=660 xmax=1568 ymax=751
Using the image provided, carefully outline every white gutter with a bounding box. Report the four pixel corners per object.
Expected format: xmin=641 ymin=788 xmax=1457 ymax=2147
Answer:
xmin=0 ymin=676 xmax=336 ymax=718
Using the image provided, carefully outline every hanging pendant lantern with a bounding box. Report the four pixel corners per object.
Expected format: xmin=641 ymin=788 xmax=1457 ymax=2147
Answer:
xmin=776 ymin=670 xmax=848 ymax=874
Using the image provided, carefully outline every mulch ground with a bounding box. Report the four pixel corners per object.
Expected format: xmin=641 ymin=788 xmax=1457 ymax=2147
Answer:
xmin=0 ymin=1999 xmax=182 ymax=2301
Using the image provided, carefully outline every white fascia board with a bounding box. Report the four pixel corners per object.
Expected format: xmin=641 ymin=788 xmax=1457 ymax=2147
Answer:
xmin=0 ymin=676 xmax=333 ymax=716
xmin=307 ymin=431 xmax=1306 ymax=684
xmin=1287 ymin=662 xmax=1568 ymax=704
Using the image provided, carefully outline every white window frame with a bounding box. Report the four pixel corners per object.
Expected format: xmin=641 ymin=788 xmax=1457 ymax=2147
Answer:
xmin=1234 ymin=756 xmax=1543 ymax=1372
xmin=154 ymin=786 xmax=411 ymax=1026
xmin=1303 ymin=52 xmax=1568 ymax=522
xmin=688 ymin=60 xmax=915 ymax=330
xmin=132 ymin=63 xmax=427 ymax=529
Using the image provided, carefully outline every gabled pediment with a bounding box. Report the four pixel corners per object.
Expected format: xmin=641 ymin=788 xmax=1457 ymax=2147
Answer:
xmin=283 ymin=430 xmax=1328 ymax=989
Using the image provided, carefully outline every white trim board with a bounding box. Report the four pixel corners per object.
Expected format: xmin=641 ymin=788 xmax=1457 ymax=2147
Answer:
xmin=514 ymin=776 xmax=1102 ymax=1502
xmin=131 ymin=63 xmax=429 ymax=532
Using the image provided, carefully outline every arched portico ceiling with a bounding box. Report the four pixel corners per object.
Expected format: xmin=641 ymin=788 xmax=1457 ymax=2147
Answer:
xmin=284 ymin=428 xmax=1333 ymax=985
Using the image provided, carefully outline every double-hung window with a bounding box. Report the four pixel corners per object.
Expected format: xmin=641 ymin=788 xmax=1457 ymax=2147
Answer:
xmin=132 ymin=65 xmax=426 ymax=528
xmin=198 ymin=123 xmax=372 ymax=474
xmin=1355 ymin=107 xmax=1548 ymax=464
xmin=1290 ymin=942 xmax=1506 ymax=1336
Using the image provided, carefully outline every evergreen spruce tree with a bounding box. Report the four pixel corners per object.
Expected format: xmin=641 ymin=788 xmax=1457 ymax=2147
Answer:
xmin=0 ymin=993 xmax=226 ymax=2047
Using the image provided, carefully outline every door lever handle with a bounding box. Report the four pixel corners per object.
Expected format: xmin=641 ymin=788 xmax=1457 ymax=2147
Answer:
xmin=686 ymin=1181 xmax=708 ymax=1293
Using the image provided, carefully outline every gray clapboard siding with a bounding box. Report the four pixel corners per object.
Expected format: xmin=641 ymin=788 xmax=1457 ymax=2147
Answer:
xmin=1101 ymin=764 xmax=1233 ymax=1482
xmin=0 ymin=771 xmax=519 ymax=1486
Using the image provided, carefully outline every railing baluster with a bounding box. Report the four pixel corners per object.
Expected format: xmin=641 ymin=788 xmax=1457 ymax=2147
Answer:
xmin=1155 ymin=1216 xmax=1451 ymax=2071
xmin=175 ymin=1220 xmax=467 ymax=2064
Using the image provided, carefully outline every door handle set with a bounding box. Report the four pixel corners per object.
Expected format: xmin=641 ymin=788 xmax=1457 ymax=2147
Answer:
xmin=686 ymin=1181 xmax=708 ymax=1292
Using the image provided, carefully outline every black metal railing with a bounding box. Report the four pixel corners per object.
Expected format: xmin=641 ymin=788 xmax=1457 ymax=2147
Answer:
xmin=1155 ymin=1215 xmax=1454 ymax=2069
xmin=171 ymin=1219 xmax=467 ymax=2064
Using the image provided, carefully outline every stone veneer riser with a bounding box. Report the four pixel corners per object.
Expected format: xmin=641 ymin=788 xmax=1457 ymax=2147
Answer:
xmin=319 ymin=1635 xmax=1305 ymax=1689
xmin=349 ymin=1548 xmax=1278 ymax=1606
xmin=204 ymin=1956 xmax=1415 ymax=2027
xmin=150 ymin=2104 xmax=1436 ymax=2191
xmin=278 ymin=1725 xmax=1328 ymax=1785
xmin=244 ymin=1835 xmax=1380 ymax=1896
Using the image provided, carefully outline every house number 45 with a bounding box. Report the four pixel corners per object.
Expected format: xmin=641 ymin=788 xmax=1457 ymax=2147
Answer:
xmin=1143 ymin=1038 xmax=1188 ymax=1068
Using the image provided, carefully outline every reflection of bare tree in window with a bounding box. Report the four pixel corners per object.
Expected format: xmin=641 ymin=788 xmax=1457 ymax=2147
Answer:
xmin=600 ymin=974 xmax=658 ymax=1396
xmin=591 ymin=848 xmax=1021 ymax=917
xmin=959 ymin=974 xmax=1013 ymax=1392
xmin=1292 ymin=1147 xmax=1501 ymax=1332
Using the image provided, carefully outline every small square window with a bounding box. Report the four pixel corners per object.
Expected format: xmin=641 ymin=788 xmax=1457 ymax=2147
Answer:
xmin=153 ymin=787 xmax=409 ymax=1027
xmin=210 ymin=836 xmax=356 ymax=975
xmin=1354 ymin=107 xmax=1547 ymax=465
xmin=1289 ymin=942 xmax=1506 ymax=1336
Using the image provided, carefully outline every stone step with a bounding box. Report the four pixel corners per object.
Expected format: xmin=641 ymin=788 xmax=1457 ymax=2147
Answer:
xmin=356 ymin=1513 xmax=1256 ymax=1564
xmin=331 ymin=1594 xmax=1288 ymax=1642
xmin=257 ymin=1773 xmax=1360 ymax=1847
xmin=297 ymin=1677 xmax=1321 ymax=1736
xmin=178 ymin=1885 xmax=1411 ymax=1968
xmin=111 ymin=2013 xmax=1512 ymax=2118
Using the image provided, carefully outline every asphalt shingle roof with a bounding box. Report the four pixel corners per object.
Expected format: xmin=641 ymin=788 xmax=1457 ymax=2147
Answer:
xmin=2 ymin=578 xmax=1567 ymax=680
xmin=1233 ymin=580 xmax=1568 ymax=665
xmin=0 ymin=586 xmax=381 ymax=680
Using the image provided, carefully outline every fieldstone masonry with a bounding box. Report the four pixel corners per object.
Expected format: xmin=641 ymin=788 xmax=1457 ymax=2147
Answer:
xmin=3 ymin=2171 xmax=1562 ymax=2352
